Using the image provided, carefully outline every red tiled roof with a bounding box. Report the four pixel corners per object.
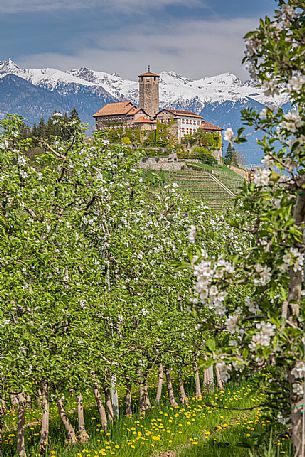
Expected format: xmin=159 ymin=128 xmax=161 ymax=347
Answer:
xmin=133 ymin=116 xmax=155 ymax=124
xmin=200 ymin=121 xmax=223 ymax=131
xmin=93 ymin=101 xmax=137 ymax=117
xmin=157 ymin=109 xmax=202 ymax=119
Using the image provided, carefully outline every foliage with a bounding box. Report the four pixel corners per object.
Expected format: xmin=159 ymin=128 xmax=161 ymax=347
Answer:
xmin=192 ymin=1 xmax=305 ymax=455
xmin=182 ymin=130 xmax=222 ymax=151
xmin=223 ymin=143 xmax=239 ymax=166
xmin=0 ymin=112 xmax=247 ymax=455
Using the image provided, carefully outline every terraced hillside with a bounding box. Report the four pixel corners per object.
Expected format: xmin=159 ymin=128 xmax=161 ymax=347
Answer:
xmin=153 ymin=166 xmax=245 ymax=210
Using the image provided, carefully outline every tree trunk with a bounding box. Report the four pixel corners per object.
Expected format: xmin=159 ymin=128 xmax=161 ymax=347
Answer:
xmin=57 ymin=399 xmax=78 ymax=445
xmin=155 ymin=364 xmax=164 ymax=405
xmin=178 ymin=374 xmax=188 ymax=404
xmin=77 ymin=394 xmax=89 ymax=443
xmin=104 ymin=385 xmax=114 ymax=423
xmin=17 ymin=394 xmax=27 ymax=457
xmin=125 ymin=383 xmax=132 ymax=417
xmin=204 ymin=367 xmax=214 ymax=391
xmin=139 ymin=373 xmax=151 ymax=415
xmin=215 ymin=364 xmax=224 ymax=390
xmin=110 ymin=375 xmax=119 ymax=419
xmin=194 ymin=363 xmax=202 ymax=397
xmin=93 ymin=384 xmax=107 ymax=431
xmin=39 ymin=383 xmax=49 ymax=455
xmin=165 ymin=367 xmax=178 ymax=407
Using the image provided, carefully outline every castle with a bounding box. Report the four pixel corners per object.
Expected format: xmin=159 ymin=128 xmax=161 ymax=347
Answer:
xmin=93 ymin=66 xmax=222 ymax=143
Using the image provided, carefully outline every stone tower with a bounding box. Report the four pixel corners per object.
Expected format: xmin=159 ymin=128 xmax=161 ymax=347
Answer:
xmin=138 ymin=65 xmax=160 ymax=118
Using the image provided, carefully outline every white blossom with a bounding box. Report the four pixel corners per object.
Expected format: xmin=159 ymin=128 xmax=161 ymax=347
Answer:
xmin=224 ymin=128 xmax=234 ymax=142
xmin=287 ymin=75 xmax=305 ymax=93
xmin=260 ymin=109 xmax=268 ymax=120
xmin=253 ymin=168 xmax=271 ymax=187
xmin=249 ymin=321 xmax=276 ymax=351
xmin=282 ymin=248 xmax=304 ymax=273
xmin=188 ymin=225 xmax=196 ymax=244
xmin=19 ymin=170 xmax=28 ymax=179
xmin=291 ymin=362 xmax=305 ymax=379
xmin=261 ymin=155 xmax=274 ymax=167
xmin=225 ymin=314 xmax=240 ymax=334
xmin=17 ymin=155 xmax=26 ymax=166
xmin=281 ymin=111 xmax=303 ymax=133
xmin=293 ymin=383 xmax=304 ymax=397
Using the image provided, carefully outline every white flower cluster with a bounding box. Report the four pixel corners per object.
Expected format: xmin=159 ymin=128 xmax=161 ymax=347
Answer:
xmin=245 ymin=297 xmax=260 ymax=315
xmin=281 ymin=111 xmax=303 ymax=133
xmin=17 ymin=155 xmax=26 ymax=167
xmin=224 ymin=128 xmax=234 ymax=142
xmin=249 ymin=321 xmax=276 ymax=351
xmin=291 ymin=362 xmax=305 ymax=379
xmin=280 ymin=248 xmax=304 ymax=273
xmin=288 ymin=75 xmax=305 ymax=93
xmin=193 ymin=253 xmax=234 ymax=316
xmin=225 ymin=313 xmax=241 ymax=334
xmin=188 ymin=225 xmax=196 ymax=244
xmin=254 ymin=264 xmax=272 ymax=286
xmin=261 ymin=155 xmax=274 ymax=168
xmin=253 ymin=169 xmax=271 ymax=187
xmin=293 ymin=383 xmax=304 ymax=397
xmin=0 ymin=140 xmax=9 ymax=149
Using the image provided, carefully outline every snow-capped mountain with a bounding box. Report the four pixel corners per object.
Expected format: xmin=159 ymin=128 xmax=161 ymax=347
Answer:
xmin=69 ymin=66 xmax=287 ymax=109
xmin=0 ymin=59 xmax=290 ymax=164
xmin=0 ymin=59 xmax=287 ymax=112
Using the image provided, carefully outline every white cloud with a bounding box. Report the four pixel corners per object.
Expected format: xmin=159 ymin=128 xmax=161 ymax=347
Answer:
xmin=18 ymin=17 xmax=256 ymax=80
xmin=0 ymin=0 xmax=202 ymax=13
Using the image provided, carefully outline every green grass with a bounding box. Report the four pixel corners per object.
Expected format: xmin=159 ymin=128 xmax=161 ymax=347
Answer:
xmin=2 ymin=382 xmax=291 ymax=457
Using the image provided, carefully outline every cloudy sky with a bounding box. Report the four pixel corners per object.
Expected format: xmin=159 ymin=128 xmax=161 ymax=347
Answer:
xmin=0 ymin=0 xmax=275 ymax=80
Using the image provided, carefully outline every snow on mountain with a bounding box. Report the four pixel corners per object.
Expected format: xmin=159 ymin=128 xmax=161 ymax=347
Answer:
xmin=0 ymin=59 xmax=288 ymax=111
xmin=0 ymin=60 xmax=110 ymax=97
xmin=69 ymin=67 xmax=138 ymax=100
xmin=0 ymin=59 xmax=291 ymax=164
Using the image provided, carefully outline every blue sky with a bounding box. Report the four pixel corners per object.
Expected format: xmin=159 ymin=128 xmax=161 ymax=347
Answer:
xmin=0 ymin=0 xmax=275 ymax=80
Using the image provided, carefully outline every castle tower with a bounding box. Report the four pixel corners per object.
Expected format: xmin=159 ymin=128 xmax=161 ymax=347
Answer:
xmin=138 ymin=65 xmax=160 ymax=118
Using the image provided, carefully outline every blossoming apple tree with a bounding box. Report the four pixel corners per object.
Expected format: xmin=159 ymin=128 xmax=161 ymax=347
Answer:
xmin=191 ymin=1 xmax=305 ymax=454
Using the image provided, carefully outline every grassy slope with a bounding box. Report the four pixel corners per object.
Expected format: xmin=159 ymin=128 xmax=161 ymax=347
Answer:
xmin=2 ymin=382 xmax=291 ymax=457
xmin=146 ymin=164 xmax=245 ymax=210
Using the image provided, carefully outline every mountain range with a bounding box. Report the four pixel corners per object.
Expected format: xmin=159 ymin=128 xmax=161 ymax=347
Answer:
xmin=0 ymin=59 xmax=289 ymax=164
